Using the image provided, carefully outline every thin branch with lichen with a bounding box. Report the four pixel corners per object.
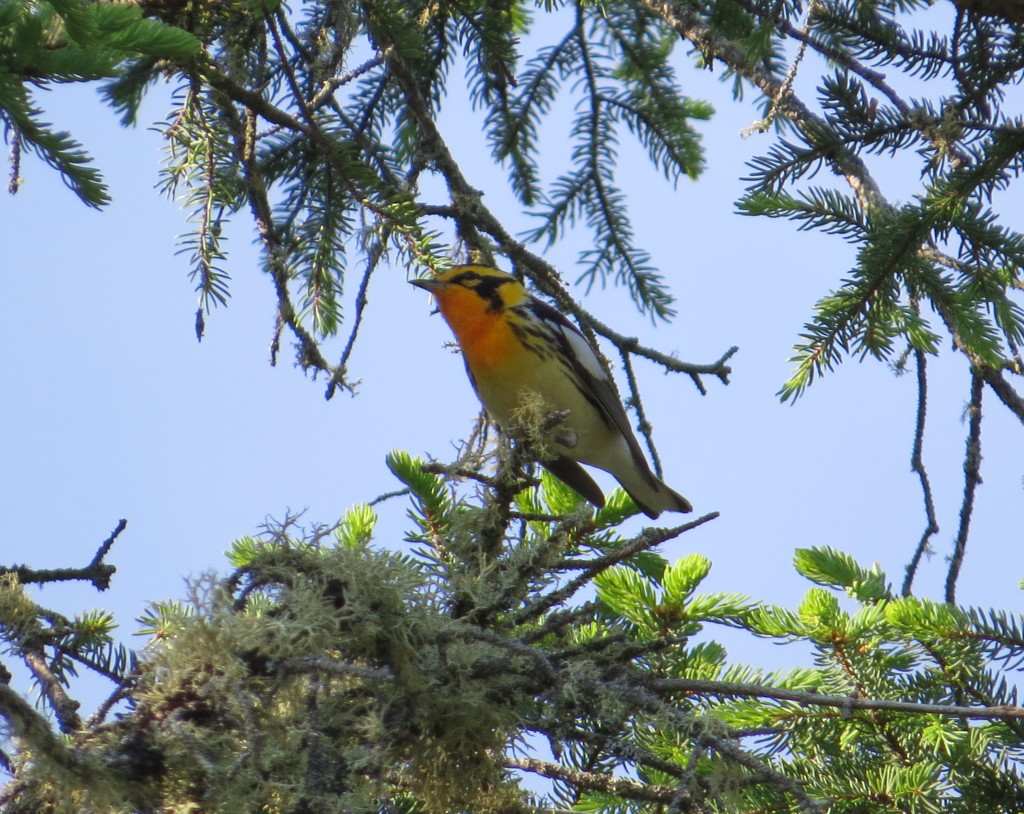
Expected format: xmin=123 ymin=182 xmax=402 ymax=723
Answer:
xmin=946 ymin=370 xmax=984 ymax=604
xmin=1 ymin=519 xmax=125 ymax=592
xmin=902 ymin=347 xmax=939 ymax=597
xmin=648 ymin=676 xmax=1024 ymax=720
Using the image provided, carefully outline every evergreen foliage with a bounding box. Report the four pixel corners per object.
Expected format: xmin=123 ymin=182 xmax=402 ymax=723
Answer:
xmin=0 ymin=0 xmax=198 ymax=206
xmin=3 ymin=0 xmax=1024 ymax=812
xmin=5 ymin=453 xmax=1024 ymax=812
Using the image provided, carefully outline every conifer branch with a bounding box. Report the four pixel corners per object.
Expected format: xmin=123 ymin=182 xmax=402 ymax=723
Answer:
xmin=611 ymin=680 xmax=824 ymax=813
xmin=634 ymin=0 xmax=886 ymax=211
xmin=22 ymin=651 xmax=82 ymax=734
xmin=516 ymin=512 xmax=719 ymax=624
xmin=729 ymin=0 xmax=909 ymax=114
xmin=201 ymin=82 xmax=350 ymax=392
xmin=950 ymin=0 xmax=1024 ymax=25
xmin=648 ymin=676 xmax=1024 ymax=720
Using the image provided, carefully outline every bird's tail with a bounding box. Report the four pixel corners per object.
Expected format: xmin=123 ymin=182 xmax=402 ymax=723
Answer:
xmin=624 ymin=477 xmax=693 ymax=519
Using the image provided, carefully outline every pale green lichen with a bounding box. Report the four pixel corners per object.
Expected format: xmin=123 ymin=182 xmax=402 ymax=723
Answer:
xmin=14 ymin=543 xmax=533 ymax=814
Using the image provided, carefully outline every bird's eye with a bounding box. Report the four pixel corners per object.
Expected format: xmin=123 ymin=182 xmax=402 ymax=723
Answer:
xmin=456 ymin=270 xmax=481 ymax=286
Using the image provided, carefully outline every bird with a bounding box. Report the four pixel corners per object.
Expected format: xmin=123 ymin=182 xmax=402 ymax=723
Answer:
xmin=411 ymin=264 xmax=692 ymax=518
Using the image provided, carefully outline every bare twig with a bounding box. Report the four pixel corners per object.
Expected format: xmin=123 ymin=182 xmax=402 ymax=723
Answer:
xmin=87 ymin=683 xmax=135 ymax=728
xmin=729 ymin=0 xmax=910 ymax=114
xmin=619 ymin=345 xmax=663 ymax=477
xmin=276 ymin=656 xmax=393 ymax=681
xmin=1 ymin=519 xmax=126 ymax=592
xmin=7 ymin=130 xmax=21 ymax=196
xmin=946 ymin=370 xmax=984 ymax=604
xmin=742 ymin=0 xmax=818 ymax=135
xmin=330 ymin=254 xmax=378 ymax=401
xmin=902 ymin=350 xmax=939 ymax=597
xmin=506 ymin=227 xmax=739 ymax=388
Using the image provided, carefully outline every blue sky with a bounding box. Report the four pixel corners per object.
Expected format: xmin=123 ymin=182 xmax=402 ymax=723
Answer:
xmin=3 ymin=11 xmax=1023 ymax=714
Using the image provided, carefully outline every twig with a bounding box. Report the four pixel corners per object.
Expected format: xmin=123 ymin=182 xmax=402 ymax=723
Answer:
xmin=505 ymin=757 xmax=708 ymax=810
xmin=946 ymin=370 xmax=984 ymax=605
xmin=7 ymin=129 xmax=21 ymax=195
xmin=742 ymin=0 xmax=817 ymax=136
xmin=90 ymin=519 xmax=127 ymax=573
xmin=902 ymin=350 xmax=939 ymax=596
xmin=619 ymin=345 xmax=663 ymax=478
xmin=519 ymin=600 xmax=603 ymax=644
xmin=729 ymin=0 xmax=910 ymax=114
xmin=612 ymin=680 xmax=823 ymax=813
xmin=515 ymin=512 xmax=719 ymax=625
xmin=276 ymin=656 xmax=394 ymax=681
xmin=87 ymin=683 xmax=135 ymax=728
xmin=329 ymin=253 xmax=378 ymax=401
xmin=308 ymin=55 xmax=385 ymax=111
xmin=648 ymin=675 xmax=1024 ymax=720
xmin=977 ymin=364 xmax=1024 ymax=425
xmin=504 ymin=227 xmax=739 ymax=389
xmin=23 ymin=650 xmax=81 ymax=733
xmin=1 ymin=519 xmax=126 ymax=592
xmin=420 ymin=461 xmax=506 ymax=487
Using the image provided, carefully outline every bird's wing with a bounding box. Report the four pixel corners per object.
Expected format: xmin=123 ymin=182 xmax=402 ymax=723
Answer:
xmin=524 ymin=297 xmax=659 ymax=489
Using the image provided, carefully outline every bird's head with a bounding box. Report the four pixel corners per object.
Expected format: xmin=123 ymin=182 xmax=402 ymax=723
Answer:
xmin=410 ymin=265 xmax=529 ymax=315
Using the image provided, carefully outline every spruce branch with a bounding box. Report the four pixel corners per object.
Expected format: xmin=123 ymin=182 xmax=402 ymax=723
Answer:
xmin=516 ymin=512 xmax=720 ymax=625
xmin=729 ymin=0 xmax=910 ymax=115
xmin=22 ymin=650 xmax=81 ymax=734
xmin=949 ymin=0 xmax=1024 ymax=28
xmin=648 ymin=676 xmax=1024 ymax=720
xmin=609 ymin=679 xmax=824 ymax=813
xmin=203 ymin=83 xmax=349 ymax=391
xmin=635 ymin=0 xmax=886 ymax=212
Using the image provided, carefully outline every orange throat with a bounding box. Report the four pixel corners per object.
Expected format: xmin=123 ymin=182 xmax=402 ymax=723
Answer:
xmin=436 ymin=288 xmax=518 ymax=373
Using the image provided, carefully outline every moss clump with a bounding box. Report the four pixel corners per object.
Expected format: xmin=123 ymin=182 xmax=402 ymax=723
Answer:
xmin=25 ymin=543 xmax=531 ymax=814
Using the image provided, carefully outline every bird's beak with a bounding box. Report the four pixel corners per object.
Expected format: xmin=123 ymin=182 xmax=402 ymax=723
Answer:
xmin=410 ymin=277 xmax=446 ymax=293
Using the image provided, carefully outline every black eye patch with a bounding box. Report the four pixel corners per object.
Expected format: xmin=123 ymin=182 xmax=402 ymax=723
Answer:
xmin=453 ymin=270 xmax=482 ymax=284
xmin=453 ymin=270 xmax=509 ymax=311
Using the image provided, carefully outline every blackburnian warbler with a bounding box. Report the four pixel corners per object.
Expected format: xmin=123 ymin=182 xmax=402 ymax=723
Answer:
xmin=412 ymin=265 xmax=692 ymax=518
